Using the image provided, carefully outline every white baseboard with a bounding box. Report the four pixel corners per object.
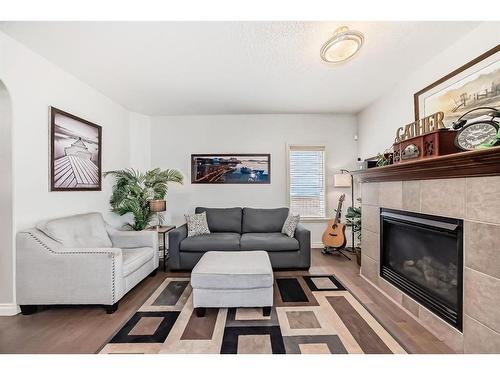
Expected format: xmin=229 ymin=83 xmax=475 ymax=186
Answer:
xmin=311 ymin=242 xmax=324 ymax=249
xmin=0 ymin=303 xmax=20 ymax=316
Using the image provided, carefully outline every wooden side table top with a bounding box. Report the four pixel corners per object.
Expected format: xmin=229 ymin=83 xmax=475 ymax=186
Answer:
xmin=146 ymin=225 xmax=176 ymax=233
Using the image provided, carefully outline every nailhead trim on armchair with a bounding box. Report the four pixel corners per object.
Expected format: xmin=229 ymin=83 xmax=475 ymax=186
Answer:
xmin=26 ymin=232 xmax=117 ymax=303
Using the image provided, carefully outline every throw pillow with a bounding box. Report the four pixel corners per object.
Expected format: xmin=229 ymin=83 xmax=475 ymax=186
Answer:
xmin=282 ymin=214 xmax=300 ymax=237
xmin=185 ymin=212 xmax=211 ymax=237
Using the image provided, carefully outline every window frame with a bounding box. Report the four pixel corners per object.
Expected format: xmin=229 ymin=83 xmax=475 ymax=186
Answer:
xmin=286 ymin=144 xmax=328 ymax=221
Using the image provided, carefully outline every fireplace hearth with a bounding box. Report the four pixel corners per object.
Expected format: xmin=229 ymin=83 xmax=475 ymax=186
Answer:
xmin=380 ymin=208 xmax=463 ymax=331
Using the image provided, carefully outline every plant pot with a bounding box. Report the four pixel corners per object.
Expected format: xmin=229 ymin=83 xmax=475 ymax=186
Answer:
xmin=355 ymin=247 xmax=361 ymax=266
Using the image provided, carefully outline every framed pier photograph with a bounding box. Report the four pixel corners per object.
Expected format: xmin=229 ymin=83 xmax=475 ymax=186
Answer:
xmin=191 ymin=154 xmax=271 ymax=184
xmin=49 ymin=107 xmax=102 ymax=191
xmin=414 ymin=45 xmax=500 ymax=128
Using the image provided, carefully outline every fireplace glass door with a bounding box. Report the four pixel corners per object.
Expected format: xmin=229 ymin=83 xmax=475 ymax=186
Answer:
xmin=380 ymin=208 xmax=463 ymax=331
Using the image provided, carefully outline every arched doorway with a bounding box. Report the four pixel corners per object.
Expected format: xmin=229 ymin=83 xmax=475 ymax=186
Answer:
xmin=0 ymin=80 xmax=14 ymax=308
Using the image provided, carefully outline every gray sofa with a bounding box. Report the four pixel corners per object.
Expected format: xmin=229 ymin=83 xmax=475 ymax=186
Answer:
xmin=169 ymin=207 xmax=310 ymax=270
xmin=16 ymin=212 xmax=158 ymax=314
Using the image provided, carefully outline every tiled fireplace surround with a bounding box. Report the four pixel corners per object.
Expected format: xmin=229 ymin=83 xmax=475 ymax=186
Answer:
xmin=360 ymin=177 xmax=500 ymax=353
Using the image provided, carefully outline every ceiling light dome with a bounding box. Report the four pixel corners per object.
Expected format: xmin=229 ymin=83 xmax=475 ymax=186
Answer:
xmin=320 ymin=26 xmax=364 ymax=63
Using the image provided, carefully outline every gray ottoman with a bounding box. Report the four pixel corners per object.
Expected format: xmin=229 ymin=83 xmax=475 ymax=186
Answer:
xmin=191 ymin=251 xmax=274 ymax=317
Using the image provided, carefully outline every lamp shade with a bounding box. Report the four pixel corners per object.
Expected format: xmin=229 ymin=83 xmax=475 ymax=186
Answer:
xmin=149 ymin=200 xmax=166 ymax=213
xmin=334 ymin=173 xmax=351 ymax=188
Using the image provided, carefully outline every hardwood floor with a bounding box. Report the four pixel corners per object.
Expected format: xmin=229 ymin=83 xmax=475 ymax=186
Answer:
xmin=306 ymin=249 xmax=454 ymax=354
xmin=0 ymin=249 xmax=454 ymax=354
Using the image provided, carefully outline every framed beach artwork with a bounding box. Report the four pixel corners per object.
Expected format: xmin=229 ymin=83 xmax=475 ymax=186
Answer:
xmin=414 ymin=45 xmax=500 ymax=128
xmin=191 ymin=154 xmax=271 ymax=184
xmin=49 ymin=107 xmax=102 ymax=191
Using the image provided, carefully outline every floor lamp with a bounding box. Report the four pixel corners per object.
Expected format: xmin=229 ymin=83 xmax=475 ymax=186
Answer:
xmin=334 ymin=169 xmax=355 ymax=253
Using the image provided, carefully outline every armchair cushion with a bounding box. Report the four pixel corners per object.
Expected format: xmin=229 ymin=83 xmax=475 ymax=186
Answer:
xmin=37 ymin=212 xmax=112 ymax=248
xmin=106 ymin=226 xmax=157 ymax=249
xmin=122 ymin=247 xmax=155 ymax=277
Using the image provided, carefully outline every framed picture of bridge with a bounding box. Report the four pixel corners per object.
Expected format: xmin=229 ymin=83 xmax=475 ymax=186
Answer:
xmin=414 ymin=45 xmax=500 ymax=128
xmin=49 ymin=107 xmax=102 ymax=191
xmin=191 ymin=154 xmax=271 ymax=184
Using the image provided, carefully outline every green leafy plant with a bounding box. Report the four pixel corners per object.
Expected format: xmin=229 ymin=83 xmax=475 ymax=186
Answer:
xmin=345 ymin=198 xmax=362 ymax=242
xmin=477 ymin=127 xmax=500 ymax=149
xmin=345 ymin=198 xmax=362 ymax=265
xmin=104 ymin=168 xmax=183 ymax=230
xmin=376 ymin=153 xmax=390 ymax=167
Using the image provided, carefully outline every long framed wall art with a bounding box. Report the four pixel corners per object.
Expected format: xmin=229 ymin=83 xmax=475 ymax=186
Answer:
xmin=191 ymin=154 xmax=271 ymax=184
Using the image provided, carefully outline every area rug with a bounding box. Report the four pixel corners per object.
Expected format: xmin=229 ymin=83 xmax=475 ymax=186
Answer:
xmin=99 ymin=274 xmax=406 ymax=354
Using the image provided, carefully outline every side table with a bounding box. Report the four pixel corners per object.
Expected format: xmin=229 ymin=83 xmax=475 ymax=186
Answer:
xmin=146 ymin=225 xmax=176 ymax=272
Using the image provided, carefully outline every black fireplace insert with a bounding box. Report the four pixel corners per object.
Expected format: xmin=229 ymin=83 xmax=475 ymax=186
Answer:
xmin=380 ymin=208 xmax=463 ymax=331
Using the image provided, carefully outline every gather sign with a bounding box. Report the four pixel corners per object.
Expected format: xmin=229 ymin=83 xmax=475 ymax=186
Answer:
xmin=395 ymin=111 xmax=446 ymax=143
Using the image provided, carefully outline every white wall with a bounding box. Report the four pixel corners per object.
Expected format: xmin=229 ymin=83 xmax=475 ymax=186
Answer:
xmin=357 ymin=22 xmax=500 ymax=159
xmin=0 ymin=30 xmax=138 ymax=308
xmin=150 ymin=114 xmax=359 ymax=246
xmin=0 ymin=31 xmax=135 ymax=230
xmin=0 ymin=81 xmax=13 ymax=308
xmin=129 ymin=112 xmax=152 ymax=171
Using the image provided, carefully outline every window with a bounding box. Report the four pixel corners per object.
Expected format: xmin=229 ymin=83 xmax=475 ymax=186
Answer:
xmin=288 ymin=145 xmax=326 ymax=218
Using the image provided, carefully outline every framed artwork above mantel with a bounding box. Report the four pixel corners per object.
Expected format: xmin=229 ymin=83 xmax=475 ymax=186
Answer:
xmin=414 ymin=44 xmax=500 ymax=128
xmin=49 ymin=107 xmax=102 ymax=191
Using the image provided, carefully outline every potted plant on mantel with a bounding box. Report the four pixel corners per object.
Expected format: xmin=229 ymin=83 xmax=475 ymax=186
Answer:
xmin=104 ymin=168 xmax=183 ymax=230
xmin=345 ymin=198 xmax=362 ymax=266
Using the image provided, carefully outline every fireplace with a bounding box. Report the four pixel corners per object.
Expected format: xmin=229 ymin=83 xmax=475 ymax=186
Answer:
xmin=380 ymin=208 xmax=463 ymax=331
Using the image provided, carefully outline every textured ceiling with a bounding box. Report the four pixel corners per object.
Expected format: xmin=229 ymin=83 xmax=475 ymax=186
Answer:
xmin=0 ymin=21 xmax=480 ymax=115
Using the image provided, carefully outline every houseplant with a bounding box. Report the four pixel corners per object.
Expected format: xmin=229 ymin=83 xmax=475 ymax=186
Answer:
xmin=104 ymin=168 xmax=183 ymax=230
xmin=376 ymin=152 xmax=390 ymax=167
xmin=345 ymin=198 xmax=362 ymax=265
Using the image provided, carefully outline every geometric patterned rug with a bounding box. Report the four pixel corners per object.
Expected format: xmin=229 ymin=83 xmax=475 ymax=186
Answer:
xmin=99 ymin=274 xmax=406 ymax=354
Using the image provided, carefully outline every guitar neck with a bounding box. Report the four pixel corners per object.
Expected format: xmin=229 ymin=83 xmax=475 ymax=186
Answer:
xmin=334 ymin=201 xmax=343 ymax=223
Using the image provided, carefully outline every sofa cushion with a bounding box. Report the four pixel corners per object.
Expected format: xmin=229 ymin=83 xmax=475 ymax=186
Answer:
xmin=180 ymin=232 xmax=241 ymax=252
xmin=282 ymin=214 xmax=300 ymax=237
xmin=185 ymin=212 xmax=211 ymax=237
xmin=37 ymin=212 xmax=112 ymax=248
xmin=242 ymin=207 xmax=289 ymax=233
xmin=195 ymin=207 xmax=242 ymax=233
xmin=191 ymin=251 xmax=273 ymax=290
xmin=240 ymin=232 xmax=299 ymax=252
xmin=122 ymin=247 xmax=154 ymax=277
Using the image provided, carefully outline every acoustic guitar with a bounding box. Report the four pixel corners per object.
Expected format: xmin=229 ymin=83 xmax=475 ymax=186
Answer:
xmin=322 ymin=194 xmax=347 ymax=249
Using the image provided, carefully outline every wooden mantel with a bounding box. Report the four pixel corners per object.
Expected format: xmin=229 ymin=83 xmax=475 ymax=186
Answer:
xmin=352 ymin=147 xmax=500 ymax=183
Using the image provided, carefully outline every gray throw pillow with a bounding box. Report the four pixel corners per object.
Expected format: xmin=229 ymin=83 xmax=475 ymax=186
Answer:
xmin=185 ymin=212 xmax=211 ymax=237
xmin=282 ymin=214 xmax=300 ymax=237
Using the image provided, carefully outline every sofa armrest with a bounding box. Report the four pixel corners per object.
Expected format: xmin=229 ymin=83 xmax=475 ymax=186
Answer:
xmin=294 ymin=224 xmax=310 ymax=243
xmin=294 ymin=224 xmax=311 ymax=268
xmin=16 ymin=229 xmax=125 ymax=305
xmin=106 ymin=225 xmax=158 ymax=249
xmin=168 ymin=224 xmax=188 ymax=270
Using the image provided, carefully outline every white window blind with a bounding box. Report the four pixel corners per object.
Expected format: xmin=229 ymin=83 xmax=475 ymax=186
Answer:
xmin=288 ymin=145 xmax=326 ymax=218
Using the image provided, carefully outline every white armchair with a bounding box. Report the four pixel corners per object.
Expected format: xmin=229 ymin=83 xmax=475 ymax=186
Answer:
xmin=16 ymin=212 xmax=158 ymax=315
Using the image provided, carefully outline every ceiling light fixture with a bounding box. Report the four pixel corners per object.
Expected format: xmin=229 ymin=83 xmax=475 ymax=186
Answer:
xmin=320 ymin=26 xmax=364 ymax=64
